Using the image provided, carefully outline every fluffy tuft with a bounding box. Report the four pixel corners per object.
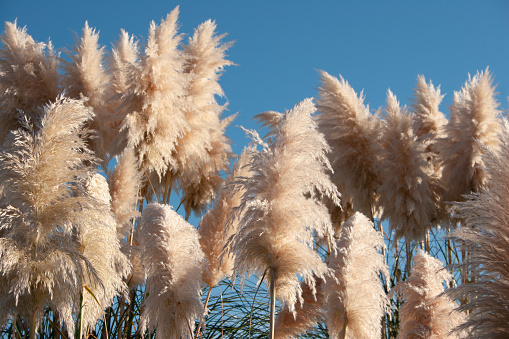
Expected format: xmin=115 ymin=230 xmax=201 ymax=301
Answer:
xmin=394 ymin=250 xmax=465 ymax=339
xmin=230 ymin=98 xmax=340 ymax=314
xmin=316 ymin=71 xmax=381 ymax=218
xmin=377 ymin=90 xmax=439 ymax=242
xmin=325 ymin=212 xmax=390 ymax=339
xmin=139 ymin=203 xmax=204 ymax=339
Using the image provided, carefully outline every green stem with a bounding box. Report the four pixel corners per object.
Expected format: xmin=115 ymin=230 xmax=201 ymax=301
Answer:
xmin=269 ymin=267 xmax=276 ymax=339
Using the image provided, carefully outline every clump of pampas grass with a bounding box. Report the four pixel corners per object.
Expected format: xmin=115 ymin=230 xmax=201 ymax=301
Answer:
xmin=316 ymin=71 xmax=381 ymax=218
xmin=229 ymin=98 xmax=341 ymax=320
xmin=437 ymin=69 xmax=502 ymax=202
xmin=0 ymin=97 xmax=129 ymax=337
xmin=449 ymin=123 xmax=509 ymax=337
xmin=325 ymin=212 xmax=390 ymax=339
xmin=377 ymin=90 xmax=439 ymax=242
xmin=0 ymin=21 xmax=60 ymax=143
xmin=139 ymin=203 xmax=204 ymax=339
xmin=394 ymin=250 xmax=465 ymax=339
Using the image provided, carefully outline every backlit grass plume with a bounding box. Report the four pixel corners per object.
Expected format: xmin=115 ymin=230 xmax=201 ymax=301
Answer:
xmin=437 ymin=69 xmax=502 ymax=202
xmin=394 ymin=250 xmax=465 ymax=338
xmin=0 ymin=21 xmax=60 ymax=143
xmin=274 ymin=275 xmax=325 ymax=339
xmin=377 ymin=90 xmax=439 ymax=242
xmin=199 ymin=146 xmax=252 ymax=288
xmin=119 ymin=7 xmax=190 ymax=180
xmin=325 ymin=212 xmax=390 ymax=339
xmin=63 ymin=22 xmax=111 ymax=163
xmin=0 ymin=97 xmax=129 ymax=336
xmin=106 ymin=29 xmax=139 ymax=152
xmin=449 ymin=123 xmax=509 ymax=337
xmin=316 ymin=71 xmax=381 ymax=218
xmin=229 ymin=98 xmax=341 ymax=319
xmin=139 ymin=203 xmax=205 ymax=339
xmin=171 ymin=19 xmax=235 ymax=217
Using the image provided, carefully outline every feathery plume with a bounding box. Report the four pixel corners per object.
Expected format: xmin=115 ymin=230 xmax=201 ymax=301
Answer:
xmin=412 ymin=75 xmax=447 ymax=141
xmin=325 ymin=212 xmax=390 ymax=339
xmin=172 ymin=20 xmax=235 ymax=217
xmin=0 ymin=21 xmax=60 ymax=142
xmin=411 ymin=76 xmax=447 ymax=223
xmin=377 ymin=90 xmax=439 ymax=242
xmin=63 ymin=22 xmax=111 ymax=163
xmin=437 ymin=69 xmax=502 ymax=202
xmin=316 ymin=71 xmax=381 ymax=218
xmin=394 ymin=250 xmax=465 ymax=339
xmin=274 ymin=276 xmax=325 ymax=339
xmin=0 ymin=97 xmax=128 ymax=336
xmin=139 ymin=203 xmax=205 ymax=339
xmin=230 ymin=98 xmax=341 ymax=314
xmin=199 ymin=146 xmax=252 ymax=288
xmin=119 ymin=7 xmax=190 ymax=180
xmin=108 ymin=147 xmax=142 ymax=239
xmin=106 ymin=29 xmax=140 ymax=152
xmin=448 ymin=123 xmax=509 ymax=337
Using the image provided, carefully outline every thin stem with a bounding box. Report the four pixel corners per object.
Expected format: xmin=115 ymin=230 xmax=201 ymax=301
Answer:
xmin=269 ymin=267 xmax=276 ymax=339
xmin=194 ymin=287 xmax=212 ymax=339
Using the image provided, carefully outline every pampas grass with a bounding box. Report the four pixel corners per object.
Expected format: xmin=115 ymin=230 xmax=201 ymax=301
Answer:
xmin=437 ymin=69 xmax=502 ymax=202
xmin=449 ymin=123 xmax=509 ymax=337
xmin=0 ymin=21 xmax=60 ymax=143
xmin=119 ymin=7 xmax=189 ymax=180
xmin=139 ymin=203 xmax=205 ymax=339
xmin=0 ymin=97 xmax=129 ymax=336
xmin=325 ymin=212 xmax=390 ymax=339
xmin=230 ymin=98 xmax=340 ymax=321
xmin=377 ymin=90 xmax=439 ymax=242
xmin=316 ymin=71 xmax=381 ymax=218
xmin=172 ymin=19 xmax=235 ymax=217
xmin=394 ymin=250 xmax=465 ymax=339
xmin=274 ymin=276 xmax=325 ymax=339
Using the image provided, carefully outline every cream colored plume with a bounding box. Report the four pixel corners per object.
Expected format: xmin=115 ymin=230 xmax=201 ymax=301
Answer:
xmin=377 ymin=90 xmax=439 ymax=242
xmin=437 ymin=69 xmax=502 ymax=202
xmin=316 ymin=71 xmax=381 ymax=218
xmin=0 ymin=97 xmax=129 ymax=337
xmin=325 ymin=212 xmax=390 ymax=339
xmin=274 ymin=276 xmax=325 ymax=338
xmin=394 ymin=250 xmax=465 ymax=339
xmin=172 ymin=19 xmax=235 ymax=217
xmin=63 ymin=21 xmax=111 ymax=163
xmin=108 ymin=147 xmax=142 ymax=239
xmin=139 ymin=203 xmax=205 ymax=339
xmin=449 ymin=122 xmax=509 ymax=337
xmin=119 ymin=7 xmax=190 ymax=180
xmin=106 ymin=29 xmax=140 ymax=152
xmin=199 ymin=146 xmax=252 ymax=288
xmin=0 ymin=21 xmax=60 ymax=142
xmin=230 ymin=98 xmax=341 ymax=314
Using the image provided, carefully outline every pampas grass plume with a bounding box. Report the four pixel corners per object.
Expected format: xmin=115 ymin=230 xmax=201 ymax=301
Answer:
xmin=139 ymin=203 xmax=204 ymax=339
xmin=437 ymin=69 xmax=502 ymax=202
xmin=0 ymin=21 xmax=60 ymax=142
xmin=394 ymin=250 xmax=465 ymax=338
xmin=449 ymin=122 xmax=509 ymax=337
xmin=230 ymin=98 xmax=340 ymax=314
xmin=316 ymin=71 xmax=381 ymax=218
xmin=377 ymin=90 xmax=438 ymax=242
xmin=325 ymin=212 xmax=390 ymax=339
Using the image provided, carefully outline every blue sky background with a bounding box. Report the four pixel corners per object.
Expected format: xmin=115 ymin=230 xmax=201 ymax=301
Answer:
xmin=1 ymin=0 xmax=508 ymax=224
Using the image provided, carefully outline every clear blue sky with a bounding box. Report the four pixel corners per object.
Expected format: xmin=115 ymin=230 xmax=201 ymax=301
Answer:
xmin=2 ymin=0 xmax=508 ymax=155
